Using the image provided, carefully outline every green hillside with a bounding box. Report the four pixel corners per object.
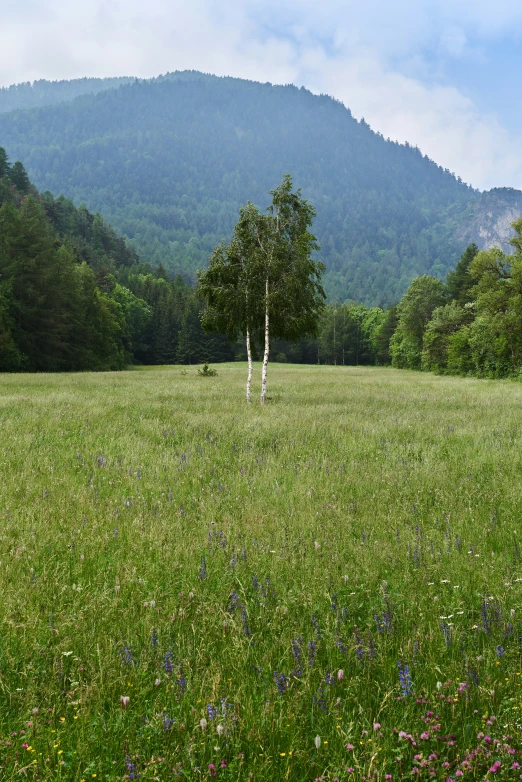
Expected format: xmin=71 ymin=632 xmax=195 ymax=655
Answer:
xmin=0 ymin=76 xmax=135 ymax=113
xmin=0 ymin=72 xmax=479 ymax=304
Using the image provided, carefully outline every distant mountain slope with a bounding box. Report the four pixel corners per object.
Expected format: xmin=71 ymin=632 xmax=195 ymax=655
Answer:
xmin=0 ymin=77 xmax=135 ymax=113
xmin=0 ymin=71 xmax=494 ymax=304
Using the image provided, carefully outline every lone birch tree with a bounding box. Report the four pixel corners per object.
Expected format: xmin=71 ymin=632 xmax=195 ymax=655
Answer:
xmin=252 ymin=175 xmax=325 ymax=403
xmin=198 ymin=204 xmax=262 ymax=402
xmin=198 ymin=174 xmax=325 ymax=404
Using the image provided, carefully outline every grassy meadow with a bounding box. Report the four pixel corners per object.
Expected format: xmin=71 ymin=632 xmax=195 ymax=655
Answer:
xmin=1 ymin=363 xmax=522 ymax=781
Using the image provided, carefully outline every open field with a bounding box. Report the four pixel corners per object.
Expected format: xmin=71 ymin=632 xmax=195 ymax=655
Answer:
xmin=1 ymin=364 xmax=522 ymax=781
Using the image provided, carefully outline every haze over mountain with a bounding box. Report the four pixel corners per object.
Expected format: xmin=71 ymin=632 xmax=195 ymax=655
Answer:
xmin=1 ymin=71 xmax=521 ymax=304
xmin=0 ymin=77 xmax=134 ymax=114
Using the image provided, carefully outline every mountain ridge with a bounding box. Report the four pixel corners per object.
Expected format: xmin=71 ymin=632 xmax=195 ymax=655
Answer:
xmin=0 ymin=71 xmax=520 ymax=304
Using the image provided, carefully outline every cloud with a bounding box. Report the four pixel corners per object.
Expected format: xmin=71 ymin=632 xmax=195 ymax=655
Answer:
xmin=0 ymin=0 xmax=521 ymax=190
xmin=312 ymin=54 xmax=522 ymax=190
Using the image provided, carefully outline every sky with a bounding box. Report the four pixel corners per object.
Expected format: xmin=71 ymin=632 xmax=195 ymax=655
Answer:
xmin=2 ymin=0 xmax=522 ymax=191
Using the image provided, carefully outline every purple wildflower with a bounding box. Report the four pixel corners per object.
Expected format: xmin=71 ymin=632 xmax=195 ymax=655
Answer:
xmin=398 ymin=662 xmax=413 ymax=697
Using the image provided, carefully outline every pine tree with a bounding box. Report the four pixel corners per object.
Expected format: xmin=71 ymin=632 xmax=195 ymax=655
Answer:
xmin=0 ymin=147 xmax=10 ymax=179
xmin=9 ymin=161 xmax=31 ymax=194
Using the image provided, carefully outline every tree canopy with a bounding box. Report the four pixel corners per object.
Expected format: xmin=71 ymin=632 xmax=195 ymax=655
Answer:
xmin=199 ymin=175 xmax=325 ymax=402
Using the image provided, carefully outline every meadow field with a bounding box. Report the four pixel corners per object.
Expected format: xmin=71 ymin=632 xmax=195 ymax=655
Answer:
xmin=1 ymin=363 xmax=522 ymax=781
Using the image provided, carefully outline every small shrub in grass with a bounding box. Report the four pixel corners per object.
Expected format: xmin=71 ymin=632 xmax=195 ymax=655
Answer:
xmin=198 ymin=363 xmax=218 ymax=376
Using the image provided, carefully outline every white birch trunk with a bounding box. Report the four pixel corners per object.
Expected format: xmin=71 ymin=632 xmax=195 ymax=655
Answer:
xmin=260 ymin=277 xmax=270 ymax=405
xmin=246 ymin=327 xmax=253 ymax=403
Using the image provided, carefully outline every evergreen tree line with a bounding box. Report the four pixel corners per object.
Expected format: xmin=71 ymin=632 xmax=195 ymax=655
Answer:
xmin=0 ymin=150 xmax=232 ymax=372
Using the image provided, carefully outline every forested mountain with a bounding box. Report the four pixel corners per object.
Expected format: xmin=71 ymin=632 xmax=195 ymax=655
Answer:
xmin=0 ymin=77 xmax=135 ymax=113
xmin=0 ymin=71 xmax=484 ymax=305
xmin=0 ymin=148 xmax=233 ymax=371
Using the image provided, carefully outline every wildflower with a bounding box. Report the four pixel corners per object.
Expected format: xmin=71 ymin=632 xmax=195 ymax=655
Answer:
xmin=354 ymin=631 xmax=365 ymax=662
xmin=347 ymin=743 xmax=354 ymax=750
xmin=120 ymin=646 xmax=134 ymax=666
xmin=199 ymin=557 xmax=207 ymax=580
xmin=338 ymin=669 xmax=344 ymax=682
xmin=163 ymin=651 xmax=173 ymax=675
xmin=176 ymin=667 xmax=188 ymax=694
xmin=440 ymin=622 xmax=452 ymax=646
xmin=291 ymin=638 xmax=303 ymax=676
xmin=489 ymin=761 xmax=501 ymax=773
xmin=125 ymin=755 xmax=139 ymax=780
xmin=120 ymin=696 xmax=130 ymax=709
xmin=346 ymin=769 xmax=354 ymax=775
xmin=373 ymin=723 xmax=380 ymax=731
xmin=314 ymin=541 xmax=320 ymax=550
xmin=398 ymin=662 xmax=413 ymax=697
xmin=217 ymin=724 xmax=224 ymax=736
xmin=200 ymin=718 xmax=207 ymax=732
xmin=273 ymin=671 xmax=290 ymax=695
xmin=154 ymin=679 xmax=161 ymax=686
xmin=208 ymin=763 xmax=216 ymax=777
xmin=241 ymin=607 xmax=251 ymax=637
xmin=315 ymin=735 xmax=321 ymax=750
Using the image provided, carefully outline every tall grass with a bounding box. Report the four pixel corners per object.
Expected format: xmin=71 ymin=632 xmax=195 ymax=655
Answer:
xmin=1 ymin=364 xmax=522 ymax=780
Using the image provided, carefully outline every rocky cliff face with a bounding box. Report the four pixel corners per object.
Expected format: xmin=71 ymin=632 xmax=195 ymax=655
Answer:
xmin=456 ymin=187 xmax=522 ymax=253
